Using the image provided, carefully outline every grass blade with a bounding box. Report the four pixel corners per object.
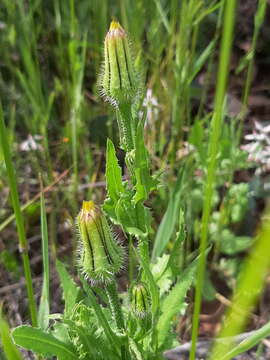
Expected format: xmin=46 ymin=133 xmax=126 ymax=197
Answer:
xmin=0 ymin=309 xmax=23 ymax=360
xmin=0 ymin=102 xmax=37 ymax=326
xmin=38 ymin=179 xmax=50 ymax=330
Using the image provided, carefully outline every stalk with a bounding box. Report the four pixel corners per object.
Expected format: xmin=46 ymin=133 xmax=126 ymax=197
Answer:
xmin=106 ymin=282 xmax=129 ymax=360
xmin=189 ymin=1 xmax=237 ymax=359
xmin=0 ymin=103 xmax=38 ymax=327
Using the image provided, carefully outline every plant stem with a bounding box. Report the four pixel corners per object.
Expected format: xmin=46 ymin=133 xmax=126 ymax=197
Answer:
xmin=106 ymin=282 xmax=129 ymax=359
xmin=189 ymin=1 xmax=237 ymax=359
xmin=117 ymin=103 xmax=135 ymax=152
xmin=106 ymin=282 xmax=125 ymax=330
xmin=0 ymin=103 xmax=38 ymax=327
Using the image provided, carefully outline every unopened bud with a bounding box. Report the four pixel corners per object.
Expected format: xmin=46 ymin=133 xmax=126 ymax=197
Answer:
xmin=100 ymin=21 xmax=140 ymax=106
xmin=77 ymin=201 xmax=124 ymax=284
xmin=131 ymin=283 xmax=151 ymax=318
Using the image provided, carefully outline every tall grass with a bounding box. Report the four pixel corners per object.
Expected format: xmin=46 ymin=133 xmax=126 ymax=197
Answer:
xmin=0 ymin=103 xmax=37 ymax=327
xmin=0 ymin=0 xmax=269 ymax=359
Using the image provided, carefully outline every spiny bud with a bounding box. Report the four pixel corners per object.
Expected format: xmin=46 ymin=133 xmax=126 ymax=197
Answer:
xmin=99 ymin=21 xmax=140 ymax=106
xmin=131 ymin=283 xmax=151 ymax=318
xmin=77 ymin=201 xmax=124 ymax=284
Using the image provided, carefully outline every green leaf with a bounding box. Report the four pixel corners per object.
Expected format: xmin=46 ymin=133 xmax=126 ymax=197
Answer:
xmin=0 ymin=311 xmax=23 ymax=360
xmin=152 ymin=167 xmax=185 ymax=260
xmin=135 ymin=248 xmax=159 ymax=319
xmin=157 ymin=256 xmax=198 ymax=347
xmin=38 ymin=188 xmax=50 ymax=330
xmin=219 ymin=320 xmax=270 ymax=360
xmin=105 ymin=138 xmax=124 ymax=203
xmin=56 ymin=260 xmax=80 ymax=315
xmin=188 ymin=39 xmax=216 ymax=84
xmin=81 ymin=278 xmax=121 ymax=350
xmin=219 ymin=229 xmax=253 ymax=255
xmin=134 ymin=120 xmax=157 ymax=203
xmin=12 ymin=326 xmax=77 ymax=359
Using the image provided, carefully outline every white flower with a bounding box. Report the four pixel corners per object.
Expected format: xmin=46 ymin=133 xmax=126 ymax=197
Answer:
xmin=242 ymin=121 xmax=270 ymax=174
xmin=20 ymin=135 xmax=43 ymax=151
xmin=141 ymin=88 xmax=160 ymax=125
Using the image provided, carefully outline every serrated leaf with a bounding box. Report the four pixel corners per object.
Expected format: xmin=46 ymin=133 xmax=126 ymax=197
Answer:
xmin=56 ymin=260 xmax=80 ymax=315
xmin=157 ymin=256 xmax=198 ymax=347
xmin=12 ymin=326 xmax=77 ymax=359
xmin=105 ymin=138 xmax=124 ymax=203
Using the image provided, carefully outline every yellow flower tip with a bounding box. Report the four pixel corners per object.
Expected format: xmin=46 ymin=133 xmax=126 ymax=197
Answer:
xmin=109 ymin=20 xmax=122 ymax=31
xmin=82 ymin=200 xmax=95 ymax=213
xmin=107 ymin=20 xmax=125 ymax=39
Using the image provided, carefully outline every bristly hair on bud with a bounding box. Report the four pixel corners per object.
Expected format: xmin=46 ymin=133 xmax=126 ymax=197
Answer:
xmin=131 ymin=282 xmax=151 ymax=319
xmin=76 ymin=201 xmax=124 ymax=284
xmin=98 ymin=20 xmax=141 ymax=107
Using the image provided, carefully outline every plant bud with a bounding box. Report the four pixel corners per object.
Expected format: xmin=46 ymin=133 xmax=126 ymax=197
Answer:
xmin=131 ymin=283 xmax=151 ymax=318
xmin=77 ymin=201 xmax=124 ymax=284
xmin=100 ymin=21 xmax=140 ymax=106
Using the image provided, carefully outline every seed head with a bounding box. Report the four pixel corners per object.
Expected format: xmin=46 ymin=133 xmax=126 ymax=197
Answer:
xmin=77 ymin=201 xmax=124 ymax=284
xmin=99 ymin=21 xmax=140 ymax=106
xmin=131 ymin=283 xmax=151 ymax=318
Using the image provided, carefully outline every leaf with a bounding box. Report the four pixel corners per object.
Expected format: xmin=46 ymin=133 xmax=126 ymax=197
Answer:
xmin=135 ymin=248 xmax=159 ymax=319
xmin=152 ymin=166 xmax=185 ymax=260
xmin=0 ymin=311 xmax=23 ymax=360
xmin=12 ymin=326 xmax=77 ymax=359
xmin=105 ymin=138 xmax=124 ymax=203
xmin=38 ymin=188 xmax=50 ymax=330
xmin=134 ymin=120 xmax=157 ymax=203
xmin=188 ymin=39 xmax=216 ymax=84
xmin=167 ymin=208 xmax=186 ymax=277
xmin=219 ymin=229 xmax=253 ymax=255
xmin=219 ymin=320 xmax=270 ymax=360
xmin=157 ymin=256 xmax=199 ymax=347
xmin=81 ymin=278 xmax=121 ymax=350
xmin=56 ymin=260 xmax=80 ymax=315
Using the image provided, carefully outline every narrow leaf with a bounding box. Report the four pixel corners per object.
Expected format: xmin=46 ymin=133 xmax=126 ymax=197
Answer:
xmin=152 ymin=166 xmax=186 ymax=260
xmin=106 ymin=138 xmax=124 ymax=202
xmin=219 ymin=321 xmax=270 ymax=360
xmin=56 ymin=260 xmax=80 ymax=315
xmin=38 ymin=186 xmax=50 ymax=329
xmin=134 ymin=120 xmax=157 ymax=203
xmin=0 ymin=311 xmax=23 ymax=360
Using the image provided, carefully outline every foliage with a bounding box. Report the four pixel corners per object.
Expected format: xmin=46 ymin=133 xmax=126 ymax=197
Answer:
xmin=0 ymin=1 xmax=269 ymax=360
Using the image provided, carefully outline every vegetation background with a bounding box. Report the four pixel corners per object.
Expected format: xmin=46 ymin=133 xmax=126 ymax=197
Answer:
xmin=1 ymin=0 xmax=270 ymax=358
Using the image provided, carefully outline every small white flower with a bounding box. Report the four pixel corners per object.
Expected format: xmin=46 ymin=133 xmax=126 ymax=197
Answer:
xmin=20 ymin=135 xmax=43 ymax=152
xmin=141 ymin=88 xmax=160 ymax=125
xmin=242 ymin=121 xmax=270 ymax=174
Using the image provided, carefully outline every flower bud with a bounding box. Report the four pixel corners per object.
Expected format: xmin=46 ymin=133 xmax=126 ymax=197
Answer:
xmin=131 ymin=283 xmax=151 ymax=318
xmin=77 ymin=201 xmax=124 ymax=284
xmin=100 ymin=21 xmax=140 ymax=106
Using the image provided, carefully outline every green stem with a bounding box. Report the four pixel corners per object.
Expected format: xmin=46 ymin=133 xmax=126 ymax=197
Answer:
xmin=117 ymin=103 xmax=135 ymax=152
xmin=106 ymin=282 xmax=129 ymax=359
xmin=0 ymin=103 xmax=38 ymax=327
xmin=106 ymin=282 xmax=125 ymax=330
xmin=189 ymin=1 xmax=237 ymax=359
